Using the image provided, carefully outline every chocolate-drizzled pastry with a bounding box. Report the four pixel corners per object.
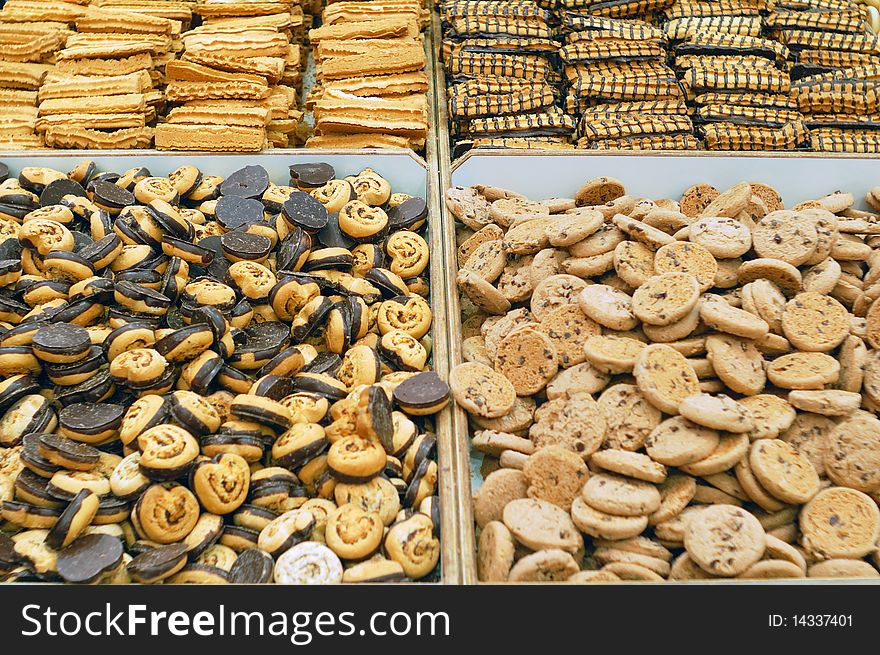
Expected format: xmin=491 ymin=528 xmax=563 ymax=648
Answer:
xmin=58 ymin=402 xmax=125 ymax=444
xmin=282 ymin=192 xmax=329 ymax=233
xmin=0 ymin=394 xmax=55 ymax=447
xmin=220 ymin=166 xmax=270 ymax=199
xmin=289 ymin=163 xmax=335 ymax=190
xmin=46 ymin=489 xmax=100 ymax=549
xmin=32 ymin=323 xmax=91 ymax=363
xmin=228 ymin=547 xmax=274 ymax=583
xmin=56 ymin=533 xmax=124 ymax=584
xmin=127 ymin=543 xmax=189 ymax=583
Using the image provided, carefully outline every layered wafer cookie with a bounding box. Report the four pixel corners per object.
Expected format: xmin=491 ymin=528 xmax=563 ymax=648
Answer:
xmin=681 ymin=66 xmax=791 ymax=94
xmin=165 ymin=80 xmax=270 ymax=101
xmin=775 ymin=30 xmax=880 ymax=54
xmin=64 ymin=32 xmax=173 ymax=54
xmin=305 ymin=133 xmax=412 ymax=148
xmin=585 ymin=0 xmax=675 ymax=20
xmin=165 ymin=105 xmax=271 ymax=127
xmin=585 ymin=133 xmax=701 ymax=149
xmin=810 ymin=127 xmax=880 ymax=152
xmin=703 ymin=121 xmax=809 ymax=150
xmin=36 ymin=112 xmax=146 ymax=131
xmin=695 ymin=104 xmax=804 ymax=127
xmin=76 ymin=8 xmax=176 ymax=35
xmin=0 ymin=61 xmax=52 ymax=89
xmin=43 ymin=125 xmax=153 ymax=149
xmin=314 ymin=92 xmax=428 ymax=138
xmin=665 ymin=0 xmax=762 ymax=19
xmin=0 ymin=0 xmax=87 ymax=23
xmin=54 ymin=53 xmax=153 ymax=77
xmin=155 ymin=123 xmax=266 ymax=150
xmin=181 ymin=49 xmax=286 ymax=81
xmin=38 ymin=71 xmax=152 ymax=100
xmin=182 ymin=31 xmax=290 ymax=58
xmin=564 ymin=14 xmax=663 ymax=40
xmin=449 ymin=83 xmax=556 ymax=119
xmin=579 ymin=114 xmax=694 ymax=142
xmin=664 ymin=15 xmax=763 ymax=40
xmin=319 ymin=45 xmax=425 ymax=80
xmin=465 ymin=109 xmax=576 ymax=137
xmin=38 ymin=93 xmax=146 ymax=116
xmin=322 ymin=72 xmax=429 ymax=97
xmin=309 ymin=16 xmax=416 ymax=42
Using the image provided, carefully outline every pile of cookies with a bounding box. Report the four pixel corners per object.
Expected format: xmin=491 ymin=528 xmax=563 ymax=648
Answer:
xmin=773 ymin=0 xmax=880 ymax=152
xmin=441 ymin=0 xmax=575 ymax=153
xmin=0 ymin=1 xmax=76 ymax=149
xmin=35 ymin=4 xmax=183 ymax=150
xmin=156 ymin=0 xmax=307 ymax=151
xmin=306 ymin=2 xmax=431 ymax=150
xmin=560 ymin=14 xmax=694 ymax=150
xmin=448 ymin=176 xmax=880 ymax=581
xmin=0 ymin=160 xmax=447 ymax=583
xmin=664 ymin=0 xmax=809 ymax=151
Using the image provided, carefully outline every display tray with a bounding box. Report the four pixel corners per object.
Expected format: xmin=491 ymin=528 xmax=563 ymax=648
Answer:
xmin=441 ymin=150 xmax=880 ymax=584
xmin=0 ymin=151 xmax=459 ymax=584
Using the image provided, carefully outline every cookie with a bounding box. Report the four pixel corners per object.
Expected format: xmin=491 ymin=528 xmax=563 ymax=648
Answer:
xmin=472 ymin=430 xmax=536 ymax=458
xmin=678 ymin=394 xmax=754 ymax=433
xmin=450 ymin=362 xmax=517 ymax=419
xmin=824 ymin=412 xmax=880 ymax=492
xmin=738 ymin=394 xmax=796 ymax=441
xmin=546 ymin=211 xmax=604 ymax=247
xmin=788 ymin=390 xmax=862 ymax=416
xmin=507 ymin=549 xmax=580 ymax=582
xmin=584 ymin=335 xmax=646 ymax=374
xmin=653 ymin=241 xmax=718 ymax=292
xmin=700 ymin=294 xmax=769 ymax=340
xmin=800 ymin=487 xmax=880 ymax=560
xmin=590 ymin=449 xmax=667 ymax=484
xmin=633 ymin=344 xmax=700 ymax=414
xmin=581 ymin=473 xmax=661 ymax=517
xmin=458 ymin=224 xmax=505 ymax=267
xmin=738 ymin=560 xmax=805 ymax=579
xmin=575 ymin=176 xmax=625 ymax=207
xmin=683 ymin=504 xmax=766 ymax=577
xmin=546 ymin=362 xmax=611 ymax=399
xmin=613 ymin=240 xmax=656 ymax=288
xmin=766 ymin=352 xmax=840 ymax=390
xmin=473 ymin=469 xmax=529 ymax=528
xmin=679 ymin=434 xmax=750 ymax=476
xmin=779 ymin=412 xmax=833 ymax=478
xmin=680 ymin=183 xmax=719 ymax=217
xmin=646 ymin=417 xmax=720 ymax=467
xmin=502 ymin=498 xmax=584 ymax=554
xmin=689 ymin=217 xmax=752 ymax=258
xmin=529 ymin=391 xmax=607 ymax=458
xmin=752 ymin=211 xmax=818 ymax=266
xmin=750 ymin=439 xmax=821 ymax=505
xmin=632 ymin=273 xmax=700 ymax=326
xmin=649 ymin=475 xmax=698 ymax=526
xmin=570 ymin=496 xmax=648 ymax=540
xmin=477 ymin=520 xmax=516 ymax=582
xmin=495 ymin=327 xmax=558 ymax=395
xmin=597 ymin=384 xmax=662 ymax=452
xmin=578 ymin=284 xmax=638 ymax=331
xmin=781 ymin=292 xmax=850 ymax=352
xmin=535 ymin=304 xmax=600 ymax=368
xmin=704 ymin=334 xmax=766 ymax=396
xmin=457 ymin=269 xmax=511 ymax=315
xmin=530 ymin=274 xmax=588 ymax=322
xmin=808 ymin=559 xmax=880 ymax=579
xmin=523 ymin=445 xmax=590 ymax=511
xmin=463 ymin=239 xmax=507 ymax=283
